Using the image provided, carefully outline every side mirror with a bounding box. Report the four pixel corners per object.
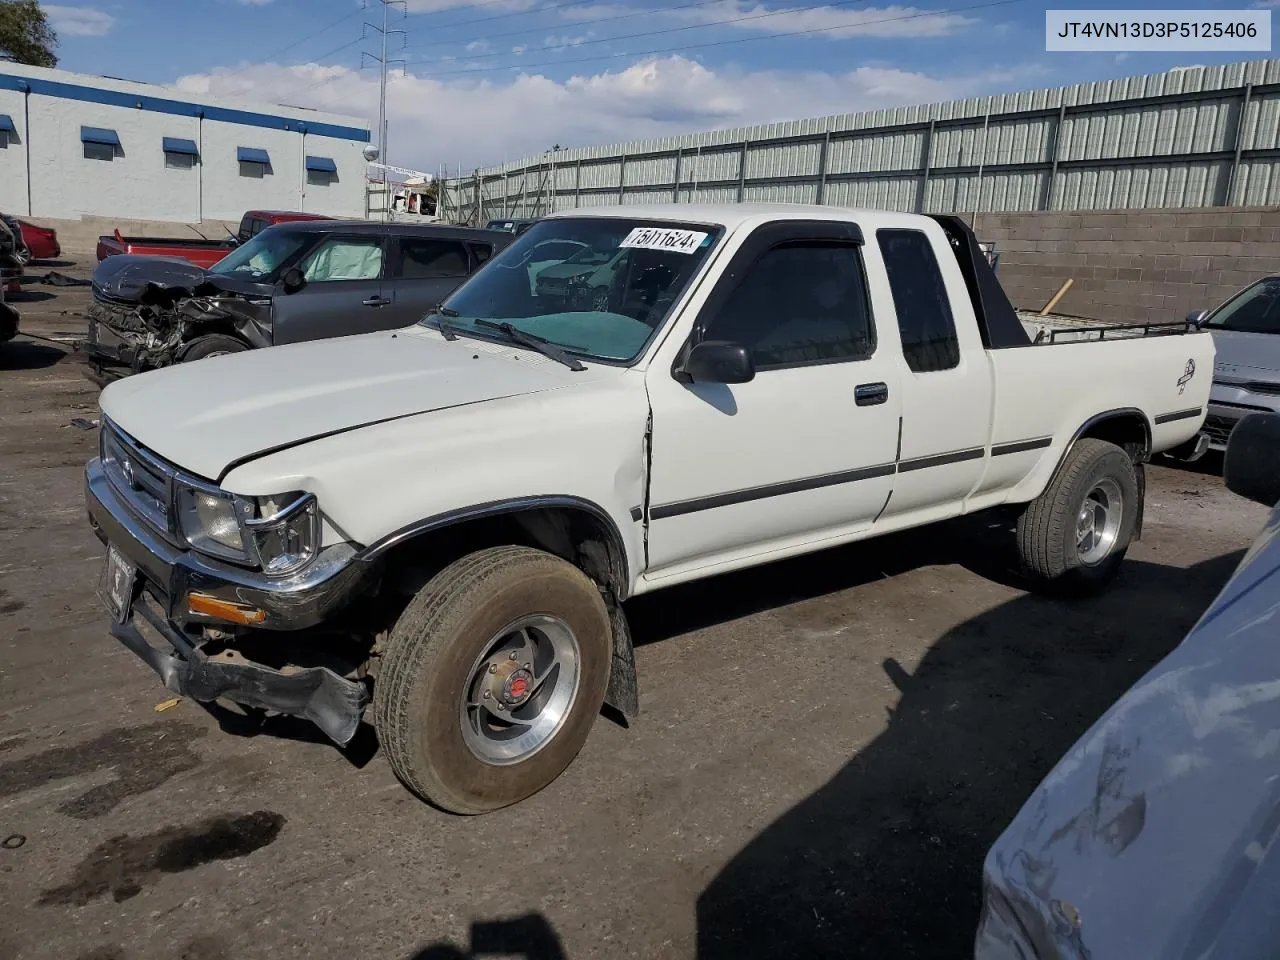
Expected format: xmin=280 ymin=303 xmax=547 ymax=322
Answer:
xmin=676 ymin=340 xmax=755 ymax=384
xmin=281 ymin=268 xmax=306 ymax=294
xmin=1187 ymin=309 xmax=1209 ymax=327
xmin=1225 ymin=412 xmax=1280 ymax=507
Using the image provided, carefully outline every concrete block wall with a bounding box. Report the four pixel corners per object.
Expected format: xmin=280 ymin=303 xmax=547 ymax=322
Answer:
xmin=971 ymin=207 xmax=1280 ymax=324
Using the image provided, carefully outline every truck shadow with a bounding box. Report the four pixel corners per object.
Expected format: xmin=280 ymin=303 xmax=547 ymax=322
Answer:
xmin=406 ymin=912 xmax=567 ymax=959
xmin=692 ymin=548 xmax=1243 ymax=959
xmin=627 ymin=514 xmax=1024 ymax=647
xmin=0 ymin=339 xmax=66 ymax=370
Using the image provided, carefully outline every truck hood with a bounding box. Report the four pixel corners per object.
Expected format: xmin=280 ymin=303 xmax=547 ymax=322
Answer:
xmin=98 ymin=327 xmax=597 ymax=482
xmin=1210 ymin=328 xmax=1280 ymax=378
xmin=92 ymin=255 xmax=269 ymax=305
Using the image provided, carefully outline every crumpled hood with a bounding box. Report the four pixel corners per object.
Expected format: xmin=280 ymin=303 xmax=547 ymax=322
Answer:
xmin=92 ymin=254 xmax=209 ymax=304
xmin=1210 ymin=329 xmax=1280 ymax=380
xmin=92 ymin=255 xmax=269 ymax=305
xmin=98 ymin=327 xmax=594 ymax=481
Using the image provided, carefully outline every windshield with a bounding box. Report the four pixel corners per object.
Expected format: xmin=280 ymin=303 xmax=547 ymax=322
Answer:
xmin=422 ymin=217 xmax=721 ymax=363
xmin=1204 ymin=277 xmax=1280 ymax=334
xmin=209 ymin=227 xmax=310 ymax=281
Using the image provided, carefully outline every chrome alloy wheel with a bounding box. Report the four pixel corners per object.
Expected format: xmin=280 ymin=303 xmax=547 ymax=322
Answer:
xmin=459 ymin=614 xmax=581 ymax=765
xmin=1076 ymin=477 xmax=1124 ymax=565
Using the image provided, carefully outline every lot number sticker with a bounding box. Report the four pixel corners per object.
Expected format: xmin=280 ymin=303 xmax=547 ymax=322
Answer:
xmin=620 ymin=227 xmax=708 ymax=254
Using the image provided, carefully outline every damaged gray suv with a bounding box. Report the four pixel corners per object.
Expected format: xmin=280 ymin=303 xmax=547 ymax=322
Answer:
xmin=86 ymin=220 xmax=511 ymax=377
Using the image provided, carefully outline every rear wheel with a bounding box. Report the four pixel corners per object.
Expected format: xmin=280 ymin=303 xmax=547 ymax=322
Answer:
xmin=1015 ymin=438 xmax=1138 ymax=595
xmin=374 ymin=545 xmax=612 ymax=814
xmin=181 ymin=334 xmax=249 ymax=362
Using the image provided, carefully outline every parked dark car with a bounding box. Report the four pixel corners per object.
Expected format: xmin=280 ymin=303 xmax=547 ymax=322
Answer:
xmin=0 ymin=217 xmax=21 ymax=301
xmin=484 ymin=217 xmax=540 ymax=235
xmin=85 ymin=220 xmax=512 ymax=377
xmin=975 ymin=410 xmax=1280 ymax=960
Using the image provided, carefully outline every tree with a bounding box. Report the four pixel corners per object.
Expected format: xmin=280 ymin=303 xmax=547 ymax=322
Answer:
xmin=0 ymin=1 xmax=58 ymax=68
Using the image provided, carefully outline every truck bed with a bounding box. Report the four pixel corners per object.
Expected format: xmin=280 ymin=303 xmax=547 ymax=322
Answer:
xmin=1017 ymin=311 xmax=1196 ymax=344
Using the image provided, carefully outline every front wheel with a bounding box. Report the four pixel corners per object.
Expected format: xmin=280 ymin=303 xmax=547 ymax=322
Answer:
xmin=181 ymin=334 xmax=249 ymax=362
xmin=374 ymin=545 xmax=612 ymax=814
xmin=1015 ymin=438 xmax=1139 ymax=596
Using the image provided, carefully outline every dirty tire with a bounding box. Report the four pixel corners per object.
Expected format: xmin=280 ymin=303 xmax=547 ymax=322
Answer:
xmin=375 ymin=545 xmax=612 ymax=814
xmin=182 ymin=334 xmax=249 ymax=362
xmin=1016 ymin=438 xmax=1138 ymax=596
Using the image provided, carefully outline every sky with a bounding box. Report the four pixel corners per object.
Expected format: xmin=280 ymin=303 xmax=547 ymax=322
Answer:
xmin=33 ymin=0 xmax=1278 ymax=173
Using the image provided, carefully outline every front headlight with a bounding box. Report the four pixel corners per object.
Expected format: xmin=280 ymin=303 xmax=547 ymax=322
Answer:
xmin=176 ymin=483 xmax=319 ymax=576
xmin=245 ymin=492 xmax=320 ymax=577
xmin=177 ymin=485 xmax=250 ymax=560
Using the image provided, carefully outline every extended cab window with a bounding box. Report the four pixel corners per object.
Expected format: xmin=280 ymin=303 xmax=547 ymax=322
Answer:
xmin=700 ymin=240 xmax=872 ymax=369
xmin=399 ymin=238 xmax=468 ymax=279
xmin=301 ymin=237 xmax=384 ymax=282
xmin=878 ymin=229 xmax=960 ymax=373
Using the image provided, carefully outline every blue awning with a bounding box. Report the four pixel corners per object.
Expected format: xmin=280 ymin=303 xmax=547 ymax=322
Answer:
xmin=305 ymin=155 xmax=337 ymax=173
xmin=0 ymin=115 xmax=13 ymax=132
xmin=80 ymin=126 xmax=120 ymax=146
xmin=237 ymin=146 xmax=270 ymax=164
xmin=162 ymin=137 xmax=198 ymax=156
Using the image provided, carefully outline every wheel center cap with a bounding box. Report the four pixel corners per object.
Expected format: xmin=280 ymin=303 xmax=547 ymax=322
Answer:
xmin=503 ymin=668 xmax=533 ymax=706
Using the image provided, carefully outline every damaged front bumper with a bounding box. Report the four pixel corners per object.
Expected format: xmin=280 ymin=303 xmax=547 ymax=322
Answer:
xmin=86 ymin=457 xmax=377 ymax=744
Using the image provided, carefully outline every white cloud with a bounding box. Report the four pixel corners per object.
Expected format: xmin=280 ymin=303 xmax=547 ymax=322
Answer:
xmin=554 ymin=1 xmax=974 ymax=38
xmin=174 ymin=55 xmax=1039 ymax=172
xmin=673 ymin=1 xmax=978 ymax=39
xmin=44 ymin=4 xmax=115 ymax=37
xmin=512 ymin=44 xmax=527 ymax=55
xmin=545 ymin=34 xmax=591 ymax=49
xmin=404 ymin=0 xmax=535 ymax=11
xmin=465 ymin=39 xmax=491 ymax=53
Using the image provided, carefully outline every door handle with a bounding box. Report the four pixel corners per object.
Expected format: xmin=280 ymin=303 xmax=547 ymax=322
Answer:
xmin=855 ymin=382 xmax=888 ymax=406
xmin=363 ymin=296 xmax=391 ymax=307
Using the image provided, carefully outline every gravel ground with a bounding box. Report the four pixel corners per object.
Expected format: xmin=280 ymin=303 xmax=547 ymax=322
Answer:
xmin=0 ymin=265 xmax=1269 ymax=960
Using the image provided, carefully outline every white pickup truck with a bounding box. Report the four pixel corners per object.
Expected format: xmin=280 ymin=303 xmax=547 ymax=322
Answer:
xmin=85 ymin=203 xmax=1213 ymax=813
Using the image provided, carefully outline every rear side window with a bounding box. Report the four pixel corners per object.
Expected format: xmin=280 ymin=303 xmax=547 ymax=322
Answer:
xmin=399 ymin=238 xmax=469 ymax=279
xmin=301 ymin=237 xmax=384 ymax=282
xmin=700 ymin=240 xmax=873 ymax=369
xmin=878 ymin=229 xmax=960 ymax=373
xmin=469 ymin=243 xmax=494 ymax=268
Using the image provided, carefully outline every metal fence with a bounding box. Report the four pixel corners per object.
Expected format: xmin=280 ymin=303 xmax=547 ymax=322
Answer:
xmin=439 ymin=58 xmax=1280 ymax=224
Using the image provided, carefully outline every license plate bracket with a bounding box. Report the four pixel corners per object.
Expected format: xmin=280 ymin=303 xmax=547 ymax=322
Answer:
xmin=100 ymin=543 xmax=137 ymax=623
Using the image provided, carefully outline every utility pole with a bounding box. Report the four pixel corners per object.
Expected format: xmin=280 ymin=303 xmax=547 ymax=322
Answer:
xmin=362 ymin=0 xmax=407 ymax=221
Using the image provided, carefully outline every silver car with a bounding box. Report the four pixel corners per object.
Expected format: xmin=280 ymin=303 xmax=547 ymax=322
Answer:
xmin=1191 ymin=276 xmax=1280 ymax=451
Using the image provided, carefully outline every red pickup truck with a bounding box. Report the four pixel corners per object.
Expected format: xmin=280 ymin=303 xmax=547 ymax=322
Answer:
xmin=95 ymin=210 xmax=332 ymax=268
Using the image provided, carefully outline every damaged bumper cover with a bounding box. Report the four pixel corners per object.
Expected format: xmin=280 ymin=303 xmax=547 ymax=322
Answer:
xmin=113 ymin=599 xmax=370 ymax=745
xmin=86 ymin=457 xmax=376 ymax=744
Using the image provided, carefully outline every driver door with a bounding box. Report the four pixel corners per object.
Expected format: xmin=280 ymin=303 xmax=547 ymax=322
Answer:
xmin=643 ymin=220 xmax=901 ymax=574
xmin=271 ymin=234 xmax=388 ymax=344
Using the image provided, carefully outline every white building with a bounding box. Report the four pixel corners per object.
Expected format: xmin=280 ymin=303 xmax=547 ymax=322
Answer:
xmin=0 ymin=63 xmax=371 ymax=223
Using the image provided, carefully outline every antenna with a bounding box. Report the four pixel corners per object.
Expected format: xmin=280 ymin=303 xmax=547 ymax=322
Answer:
xmin=362 ymin=0 xmax=407 ymax=220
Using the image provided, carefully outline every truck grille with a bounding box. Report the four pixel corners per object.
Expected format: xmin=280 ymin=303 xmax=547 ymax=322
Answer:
xmin=1202 ymin=415 xmax=1237 ymax=447
xmin=100 ymin=421 xmax=177 ymax=538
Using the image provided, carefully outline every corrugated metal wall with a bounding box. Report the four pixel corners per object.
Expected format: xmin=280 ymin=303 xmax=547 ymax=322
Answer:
xmin=440 ymin=58 xmax=1280 ymax=223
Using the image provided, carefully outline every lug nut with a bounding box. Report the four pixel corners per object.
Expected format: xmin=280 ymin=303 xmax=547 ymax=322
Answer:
xmin=523 ymin=663 xmax=530 ymax=670
xmin=496 ymin=702 xmax=506 ymax=711
xmin=482 ymin=690 xmax=490 ymax=699
xmin=509 ymin=651 xmax=518 ymax=661
xmin=488 ymin=664 xmax=497 ymax=674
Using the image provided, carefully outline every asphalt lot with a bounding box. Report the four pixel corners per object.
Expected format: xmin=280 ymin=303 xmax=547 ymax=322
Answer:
xmin=0 ymin=262 xmax=1271 ymax=960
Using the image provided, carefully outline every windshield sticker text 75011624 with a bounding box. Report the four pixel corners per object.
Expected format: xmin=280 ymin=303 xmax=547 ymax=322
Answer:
xmin=620 ymin=227 xmax=709 ymax=254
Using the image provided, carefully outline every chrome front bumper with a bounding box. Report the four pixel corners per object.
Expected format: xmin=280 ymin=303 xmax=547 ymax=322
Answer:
xmin=85 ymin=457 xmax=376 ymax=744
